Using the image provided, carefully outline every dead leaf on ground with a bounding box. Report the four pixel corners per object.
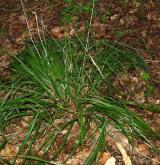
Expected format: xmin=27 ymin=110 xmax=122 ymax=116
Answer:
xmin=50 ymin=26 xmax=64 ymax=39
xmin=66 ymin=158 xmax=80 ymax=165
xmin=104 ymin=156 xmax=116 ymax=165
xmin=99 ymin=152 xmax=111 ymax=165
xmin=117 ymin=143 xmax=132 ymax=165
xmin=136 ymin=144 xmax=150 ymax=157
xmin=0 ymin=144 xmax=18 ymax=156
xmin=0 ymin=55 xmax=10 ymax=68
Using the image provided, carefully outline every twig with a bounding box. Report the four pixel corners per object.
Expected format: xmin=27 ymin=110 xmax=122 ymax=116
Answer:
xmin=85 ymin=0 xmax=95 ymax=50
xmin=20 ymin=0 xmax=41 ymax=58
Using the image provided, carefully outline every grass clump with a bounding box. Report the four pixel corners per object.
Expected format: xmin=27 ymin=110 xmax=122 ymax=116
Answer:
xmin=61 ymin=0 xmax=94 ymax=24
xmin=0 ymin=37 xmax=159 ymax=164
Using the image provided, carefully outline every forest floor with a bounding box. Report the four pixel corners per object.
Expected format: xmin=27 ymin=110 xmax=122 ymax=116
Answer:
xmin=0 ymin=0 xmax=160 ymax=164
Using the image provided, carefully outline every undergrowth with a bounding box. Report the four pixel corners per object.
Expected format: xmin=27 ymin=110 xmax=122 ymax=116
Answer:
xmin=0 ymin=37 xmax=159 ymax=164
xmin=0 ymin=0 xmax=160 ymax=164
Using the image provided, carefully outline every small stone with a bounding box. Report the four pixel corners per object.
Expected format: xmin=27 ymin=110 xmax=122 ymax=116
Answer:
xmin=119 ymin=19 xmax=124 ymax=25
xmin=61 ymin=130 xmax=68 ymax=135
xmin=110 ymin=14 xmax=118 ymax=21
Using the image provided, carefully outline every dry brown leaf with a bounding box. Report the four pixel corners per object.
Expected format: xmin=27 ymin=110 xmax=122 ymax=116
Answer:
xmin=99 ymin=152 xmax=111 ymax=165
xmin=136 ymin=144 xmax=150 ymax=157
xmin=92 ymin=22 xmax=106 ymax=39
xmin=141 ymin=30 xmax=147 ymax=38
xmin=69 ymin=28 xmax=75 ymax=36
xmin=106 ymin=136 xmax=115 ymax=146
xmin=66 ymin=158 xmax=80 ymax=165
xmin=117 ymin=143 xmax=132 ymax=165
xmin=152 ymin=156 xmax=160 ymax=165
xmin=79 ymin=25 xmax=85 ymax=32
xmin=0 ymin=55 xmax=10 ymax=68
xmin=50 ymin=26 xmax=64 ymax=39
xmin=0 ymin=144 xmax=17 ymax=156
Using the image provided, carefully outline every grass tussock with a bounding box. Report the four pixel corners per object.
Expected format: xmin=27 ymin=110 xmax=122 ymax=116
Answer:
xmin=0 ymin=36 xmax=159 ymax=164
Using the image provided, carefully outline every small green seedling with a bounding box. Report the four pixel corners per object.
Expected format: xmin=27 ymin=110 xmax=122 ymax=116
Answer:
xmin=141 ymin=72 xmax=154 ymax=96
xmin=100 ymin=11 xmax=111 ymax=23
xmin=141 ymin=71 xmax=150 ymax=81
xmin=0 ymin=28 xmax=7 ymax=37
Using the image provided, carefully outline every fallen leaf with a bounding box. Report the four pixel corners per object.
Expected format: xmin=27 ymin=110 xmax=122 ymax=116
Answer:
xmin=136 ymin=144 xmax=150 ymax=157
xmin=105 ymin=156 xmax=116 ymax=165
xmin=106 ymin=136 xmax=115 ymax=146
xmin=99 ymin=152 xmax=111 ymax=165
xmin=110 ymin=14 xmax=118 ymax=21
xmin=0 ymin=55 xmax=10 ymax=68
xmin=141 ymin=30 xmax=147 ymax=38
xmin=69 ymin=28 xmax=75 ymax=36
xmin=152 ymin=156 xmax=160 ymax=165
xmin=92 ymin=22 xmax=106 ymax=39
xmin=66 ymin=158 xmax=80 ymax=165
xmin=0 ymin=144 xmax=16 ymax=156
xmin=117 ymin=143 xmax=132 ymax=165
xmin=50 ymin=26 xmax=64 ymax=39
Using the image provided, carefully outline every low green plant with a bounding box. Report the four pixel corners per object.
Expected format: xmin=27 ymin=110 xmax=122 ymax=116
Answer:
xmin=141 ymin=71 xmax=150 ymax=81
xmin=61 ymin=0 xmax=95 ymax=24
xmin=140 ymin=71 xmax=154 ymax=96
xmin=100 ymin=10 xmax=111 ymax=23
xmin=0 ymin=37 xmax=159 ymax=164
xmin=0 ymin=28 xmax=7 ymax=37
